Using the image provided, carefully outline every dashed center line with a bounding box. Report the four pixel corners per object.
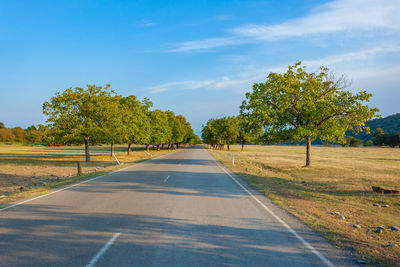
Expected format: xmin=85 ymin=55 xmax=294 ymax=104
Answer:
xmin=163 ymin=175 xmax=171 ymax=183
xmin=86 ymin=232 xmax=121 ymax=267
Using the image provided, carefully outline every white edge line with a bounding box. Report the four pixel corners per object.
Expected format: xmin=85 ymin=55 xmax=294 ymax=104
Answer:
xmin=0 ymin=149 xmax=182 ymax=212
xmin=215 ymin=162 xmax=335 ymax=267
xmin=86 ymin=232 xmax=121 ymax=267
xmin=163 ymin=175 xmax=171 ymax=183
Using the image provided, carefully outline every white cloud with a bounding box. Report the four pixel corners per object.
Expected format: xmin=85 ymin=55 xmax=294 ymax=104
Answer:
xmin=168 ymin=37 xmax=239 ymax=52
xmin=170 ymin=0 xmax=400 ymax=52
xmin=302 ymin=45 xmax=400 ymax=68
xmin=137 ymin=19 xmax=157 ymax=28
xmin=149 ymin=45 xmax=400 ymax=94
xmin=146 ymin=80 xmax=215 ymax=94
xmin=234 ymin=0 xmax=400 ymax=41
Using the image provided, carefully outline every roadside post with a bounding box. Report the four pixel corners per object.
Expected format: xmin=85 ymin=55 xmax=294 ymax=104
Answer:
xmin=77 ymin=161 xmax=82 ymax=176
xmin=112 ymin=153 xmax=121 ymax=165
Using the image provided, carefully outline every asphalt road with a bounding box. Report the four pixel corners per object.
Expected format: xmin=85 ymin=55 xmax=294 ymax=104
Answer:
xmin=0 ymin=146 xmax=356 ymax=266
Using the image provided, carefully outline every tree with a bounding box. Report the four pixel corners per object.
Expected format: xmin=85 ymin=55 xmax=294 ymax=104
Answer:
xmin=176 ymin=115 xmax=192 ymax=148
xmin=43 ymin=85 xmax=116 ymax=162
xmin=149 ymin=110 xmax=171 ymax=151
xmin=119 ymin=95 xmax=151 ymax=155
xmin=0 ymin=128 xmax=14 ymax=142
xmin=25 ymin=129 xmax=42 ymax=144
xmin=201 ymin=117 xmax=239 ymax=151
xmin=343 ymin=136 xmax=363 ymax=147
xmin=102 ymin=95 xmax=125 ymax=157
xmin=25 ymin=125 xmax=37 ymax=131
xmin=237 ymin=115 xmax=262 ymax=151
xmin=372 ymin=128 xmax=385 ymax=146
xmin=0 ymin=122 xmax=5 ymax=129
xmin=240 ymin=62 xmax=379 ymax=166
xmin=12 ymin=127 xmax=24 ymax=143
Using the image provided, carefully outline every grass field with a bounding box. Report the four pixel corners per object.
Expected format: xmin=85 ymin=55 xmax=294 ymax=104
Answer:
xmin=0 ymin=144 xmax=173 ymax=206
xmin=211 ymin=145 xmax=400 ymax=266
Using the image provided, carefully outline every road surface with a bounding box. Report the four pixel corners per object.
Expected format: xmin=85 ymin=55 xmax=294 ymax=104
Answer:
xmin=0 ymin=147 xmax=355 ymax=266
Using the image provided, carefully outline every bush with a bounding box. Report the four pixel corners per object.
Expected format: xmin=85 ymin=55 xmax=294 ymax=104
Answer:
xmin=344 ymin=136 xmax=363 ymax=147
xmin=364 ymin=140 xmax=373 ymax=147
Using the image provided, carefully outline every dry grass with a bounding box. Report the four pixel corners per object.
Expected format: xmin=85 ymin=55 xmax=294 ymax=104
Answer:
xmin=0 ymin=144 xmax=173 ymax=205
xmin=211 ymin=145 xmax=400 ymax=266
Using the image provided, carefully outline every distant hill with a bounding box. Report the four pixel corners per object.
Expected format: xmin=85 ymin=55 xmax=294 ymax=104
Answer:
xmin=352 ymin=113 xmax=400 ymax=141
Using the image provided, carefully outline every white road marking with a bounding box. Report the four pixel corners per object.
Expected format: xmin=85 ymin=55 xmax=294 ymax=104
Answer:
xmin=163 ymin=175 xmax=171 ymax=183
xmin=86 ymin=232 xmax=121 ymax=267
xmin=217 ymin=163 xmax=335 ymax=267
xmin=0 ymin=150 xmax=183 ymax=212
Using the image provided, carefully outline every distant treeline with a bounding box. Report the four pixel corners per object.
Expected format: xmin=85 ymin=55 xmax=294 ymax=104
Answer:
xmin=0 ymin=123 xmax=44 ymax=144
xmin=348 ymin=113 xmax=400 ymax=142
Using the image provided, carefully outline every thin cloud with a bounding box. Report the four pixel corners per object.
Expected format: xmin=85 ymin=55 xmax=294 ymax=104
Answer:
xmin=169 ymin=0 xmax=400 ymax=52
xmin=146 ymin=80 xmax=215 ymax=94
xmin=168 ymin=37 xmax=239 ymax=52
xmin=137 ymin=19 xmax=157 ymax=28
xmin=150 ymin=45 xmax=400 ymax=93
xmin=234 ymin=0 xmax=400 ymax=40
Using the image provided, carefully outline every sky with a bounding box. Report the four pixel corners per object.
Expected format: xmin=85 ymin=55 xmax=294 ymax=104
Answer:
xmin=0 ymin=0 xmax=399 ymax=136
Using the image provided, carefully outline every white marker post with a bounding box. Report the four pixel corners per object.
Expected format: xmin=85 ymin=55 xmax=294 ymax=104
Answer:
xmin=112 ymin=153 xmax=121 ymax=165
xmin=232 ymin=152 xmax=235 ymax=166
xmin=144 ymin=150 xmax=152 ymax=157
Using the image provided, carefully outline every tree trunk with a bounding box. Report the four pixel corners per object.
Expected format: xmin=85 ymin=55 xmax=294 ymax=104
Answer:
xmin=306 ymin=136 xmax=311 ymax=167
xmin=146 ymin=144 xmax=149 ymax=152
xmin=161 ymin=144 xmax=164 ymax=150
xmin=110 ymin=143 xmax=114 ymax=157
xmin=157 ymin=144 xmax=160 ymax=151
xmin=241 ymin=141 xmax=244 ymax=151
xmin=127 ymin=143 xmax=131 ymax=155
xmin=84 ymin=137 xmax=90 ymax=162
xmin=227 ymin=143 xmax=230 ymax=151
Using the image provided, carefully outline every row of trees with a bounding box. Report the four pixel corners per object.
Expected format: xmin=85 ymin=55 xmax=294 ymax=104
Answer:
xmin=42 ymin=85 xmax=199 ymax=162
xmin=0 ymin=123 xmax=44 ymax=144
xmin=202 ymin=62 xmax=378 ymax=166
xmin=373 ymin=128 xmax=400 ymax=147
xmin=201 ymin=116 xmax=260 ymax=151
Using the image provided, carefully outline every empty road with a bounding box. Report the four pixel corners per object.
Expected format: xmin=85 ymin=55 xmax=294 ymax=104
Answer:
xmin=0 ymin=147 xmax=355 ymax=266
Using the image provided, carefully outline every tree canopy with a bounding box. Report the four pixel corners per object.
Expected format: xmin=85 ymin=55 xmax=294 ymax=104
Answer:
xmin=42 ymin=84 xmax=199 ymax=161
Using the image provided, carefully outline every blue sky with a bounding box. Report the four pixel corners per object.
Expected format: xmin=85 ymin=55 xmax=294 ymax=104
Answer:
xmin=1 ymin=0 xmax=399 ymax=135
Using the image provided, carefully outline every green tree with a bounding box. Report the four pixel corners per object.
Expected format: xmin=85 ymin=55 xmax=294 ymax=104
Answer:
xmin=201 ymin=117 xmax=239 ymax=151
xmin=43 ymin=85 xmax=116 ymax=162
xmin=25 ymin=129 xmax=42 ymax=144
xmin=176 ymin=115 xmax=192 ymax=148
xmin=372 ymin=128 xmax=385 ymax=146
xmin=240 ymin=62 xmax=379 ymax=166
xmin=102 ymin=94 xmax=125 ymax=157
xmin=0 ymin=122 xmax=5 ymax=129
xmin=237 ymin=115 xmax=262 ymax=151
xmin=149 ymin=110 xmax=171 ymax=151
xmin=120 ymin=95 xmax=151 ymax=155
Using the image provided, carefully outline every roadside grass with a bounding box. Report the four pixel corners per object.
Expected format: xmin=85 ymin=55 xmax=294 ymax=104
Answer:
xmin=210 ymin=145 xmax=400 ymax=266
xmin=0 ymin=144 xmax=173 ymax=206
